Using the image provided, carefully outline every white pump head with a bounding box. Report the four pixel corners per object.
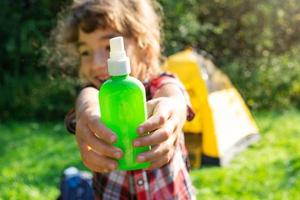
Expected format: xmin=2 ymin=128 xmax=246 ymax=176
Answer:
xmin=107 ymin=36 xmax=131 ymax=76
xmin=110 ymin=37 xmax=126 ymax=59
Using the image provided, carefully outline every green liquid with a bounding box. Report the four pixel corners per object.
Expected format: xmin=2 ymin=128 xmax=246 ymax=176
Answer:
xmin=99 ymin=75 xmax=150 ymax=170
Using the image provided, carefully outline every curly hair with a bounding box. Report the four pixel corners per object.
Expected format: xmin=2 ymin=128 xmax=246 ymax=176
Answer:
xmin=51 ymin=0 xmax=163 ymax=83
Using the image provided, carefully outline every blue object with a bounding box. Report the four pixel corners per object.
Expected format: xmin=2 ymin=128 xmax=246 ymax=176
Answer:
xmin=58 ymin=166 xmax=94 ymax=200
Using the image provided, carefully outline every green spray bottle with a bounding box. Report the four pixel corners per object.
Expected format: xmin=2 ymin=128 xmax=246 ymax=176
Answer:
xmin=99 ymin=37 xmax=150 ymax=170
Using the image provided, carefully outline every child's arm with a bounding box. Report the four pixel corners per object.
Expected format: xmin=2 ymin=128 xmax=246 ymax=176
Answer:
xmin=133 ymin=83 xmax=187 ymax=170
xmin=75 ymin=87 xmax=122 ymax=172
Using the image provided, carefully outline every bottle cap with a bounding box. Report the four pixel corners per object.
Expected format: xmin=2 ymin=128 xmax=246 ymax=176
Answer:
xmin=108 ymin=37 xmax=131 ymax=76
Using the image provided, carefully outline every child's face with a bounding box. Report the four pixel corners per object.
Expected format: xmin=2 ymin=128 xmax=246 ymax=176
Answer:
xmin=78 ymin=28 xmax=135 ymax=88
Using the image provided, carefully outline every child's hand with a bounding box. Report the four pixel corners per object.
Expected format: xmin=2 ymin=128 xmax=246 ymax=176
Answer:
xmin=75 ymin=102 xmax=123 ymax=173
xmin=134 ymin=97 xmax=186 ymax=170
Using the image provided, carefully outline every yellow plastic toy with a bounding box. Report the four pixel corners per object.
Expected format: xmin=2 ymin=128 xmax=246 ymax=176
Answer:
xmin=163 ymin=49 xmax=260 ymax=168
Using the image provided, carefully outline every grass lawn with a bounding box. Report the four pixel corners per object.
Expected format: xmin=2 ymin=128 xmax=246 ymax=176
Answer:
xmin=0 ymin=110 xmax=300 ymax=199
xmin=191 ymin=110 xmax=300 ymax=200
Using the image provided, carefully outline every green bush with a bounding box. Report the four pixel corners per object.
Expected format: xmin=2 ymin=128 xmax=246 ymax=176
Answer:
xmin=0 ymin=0 xmax=75 ymax=121
xmin=159 ymin=0 xmax=300 ymax=61
xmin=0 ymin=74 xmax=78 ymax=121
xmin=1 ymin=0 xmax=299 ymax=120
xmin=223 ymin=48 xmax=300 ymax=110
xmin=158 ymin=0 xmax=300 ymax=110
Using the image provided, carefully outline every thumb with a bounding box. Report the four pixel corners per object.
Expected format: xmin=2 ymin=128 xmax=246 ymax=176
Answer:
xmin=146 ymin=98 xmax=160 ymax=117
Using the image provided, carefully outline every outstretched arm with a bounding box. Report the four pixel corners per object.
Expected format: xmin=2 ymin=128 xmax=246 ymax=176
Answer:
xmin=134 ymin=83 xmax=188 ymax=170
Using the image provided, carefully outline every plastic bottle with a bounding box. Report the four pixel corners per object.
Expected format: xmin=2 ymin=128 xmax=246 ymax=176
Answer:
xmin=99 ymin=37 xmax=150 ymax=170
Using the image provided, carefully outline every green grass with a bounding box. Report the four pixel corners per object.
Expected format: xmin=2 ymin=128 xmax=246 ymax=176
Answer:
xmin=0 ymin=110 xmax=300 ymax=199
xmin=191 ymin=110 xmax=300 ymax=200
xmin=0 ymin=122 xmax=84 ymax=199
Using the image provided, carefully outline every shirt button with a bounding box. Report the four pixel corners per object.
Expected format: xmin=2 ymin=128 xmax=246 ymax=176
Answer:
xmin=137 ymin=179 xmax=144 ymax=186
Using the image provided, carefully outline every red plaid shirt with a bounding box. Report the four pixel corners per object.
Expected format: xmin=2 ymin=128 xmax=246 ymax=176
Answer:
xmin=65 ymin=73 xmax=196 ymax=200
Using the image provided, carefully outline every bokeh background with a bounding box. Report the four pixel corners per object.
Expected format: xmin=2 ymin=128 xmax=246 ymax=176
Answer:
xmin=0 ymin=0 xmax=300 ymax=199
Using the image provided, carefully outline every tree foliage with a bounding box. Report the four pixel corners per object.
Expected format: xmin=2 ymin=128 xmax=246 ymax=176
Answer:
xmin=159 ymin=0 xmax=300 ymax=110
xmin=0 ymin=0 xmax=299 ymax=120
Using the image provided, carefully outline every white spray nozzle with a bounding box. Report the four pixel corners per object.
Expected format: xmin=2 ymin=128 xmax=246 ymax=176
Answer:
xmin=107 ymin=36 xmax=131 ymax=76
xmin=109 ymin=36 xmax=126 ymax=59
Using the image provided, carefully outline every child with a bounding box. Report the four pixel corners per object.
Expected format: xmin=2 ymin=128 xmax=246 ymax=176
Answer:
xmin=55 ymin=0 xmax=195 ymax=199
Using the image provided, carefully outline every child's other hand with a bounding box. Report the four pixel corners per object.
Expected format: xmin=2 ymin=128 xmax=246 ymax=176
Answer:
xmin=75 ymin=105 xmax=123 ymax=173
xmin=134 ymin=97 xmax=186 ymax=170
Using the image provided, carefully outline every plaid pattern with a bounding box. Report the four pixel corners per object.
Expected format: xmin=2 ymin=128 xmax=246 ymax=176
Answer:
xmin=93 ymin=74 xmax=195 ymax=200
xmin=93 ymin=143 xmax=195 ymax=200
xmin=64 ymin=73 xmax=196 ymax=199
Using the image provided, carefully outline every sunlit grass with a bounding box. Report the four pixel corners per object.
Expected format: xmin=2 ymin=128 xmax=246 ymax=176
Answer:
xmin=191 ymin=109 xmax=300 ymax=200
xmin=0 ymin=109 xmax=299 ymax=199
xmin=0 ymin=122 xmax=84 ymax=199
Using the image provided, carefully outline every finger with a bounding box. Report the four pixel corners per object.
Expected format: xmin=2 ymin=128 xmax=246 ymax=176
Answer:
xmin=146 ymin=145 xmax=175 ymax=170
xmin=80 ymin=142 xmax=118 ymax=172
xmin=75 ymin=126 xmax=122 ymax=162
xmin=164 ymin=115 xmax=180 ymax=146
xmin=146 ymin=155 xmax=172 ymax=170
xmin=75 ymin=119 xmax=89 ymax=141
xmin=84 ymin=126 xmax=123 ymax=159
xmin=136 ymin=144 xmax=168 ymax=163
xmin=84 ymin=151 xmax=118 ymax=172
xmin=136 ymin=130 xmax=177 ymax=162
xmin=87 ymin=115 xmax=117 ymax=144
xmin=137 ymin=101 xmax=172 ymax=134
xmin=146 ymin=98 xmax=160 ymax=117
xmin=134 ymin=122 xmax=174 ymax=147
